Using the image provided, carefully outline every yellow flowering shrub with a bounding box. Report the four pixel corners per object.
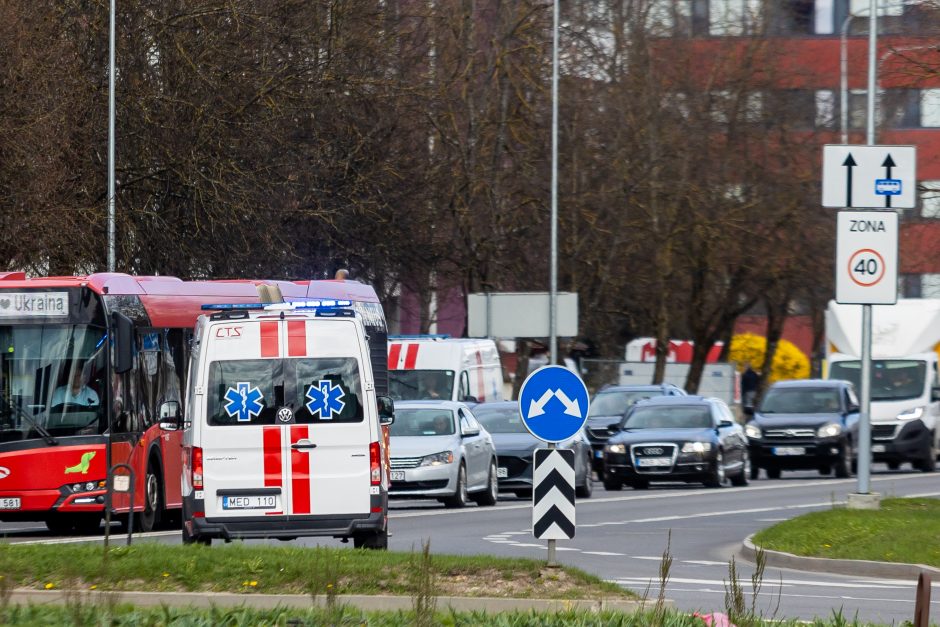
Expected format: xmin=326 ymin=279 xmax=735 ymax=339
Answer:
xmin=729 ymin=333 xmax=809 ymax=383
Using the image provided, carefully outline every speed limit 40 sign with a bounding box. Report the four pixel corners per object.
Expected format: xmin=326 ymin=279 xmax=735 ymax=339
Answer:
xmin=835 ymin=210 xmax=898 ymax=305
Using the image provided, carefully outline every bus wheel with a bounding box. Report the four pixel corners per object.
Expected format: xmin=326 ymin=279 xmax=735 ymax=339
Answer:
xmin=138 ymin=464 xmax=162 ymax=532
xmin=45 ymin=514 xmax=75 ymax=535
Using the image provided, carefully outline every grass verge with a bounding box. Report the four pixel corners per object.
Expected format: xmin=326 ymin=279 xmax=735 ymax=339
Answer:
xmin=752 ymin=497 xmax=940 ymax=566
xmin=0 ymin=603 xmax=901 ymax=626
xmin=0 ymin=542 xmax=631 ymax=599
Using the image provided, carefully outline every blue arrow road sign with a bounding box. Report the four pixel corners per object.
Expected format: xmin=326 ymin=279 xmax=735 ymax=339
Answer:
xmin=518 ymin=366 xmax=590 ymax=443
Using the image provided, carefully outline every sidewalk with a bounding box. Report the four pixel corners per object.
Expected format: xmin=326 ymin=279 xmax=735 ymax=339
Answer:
xmin=740 ymin=534 xmax=940 ymax=579
xmin=6 ymin=589 xmax=657 ymax=613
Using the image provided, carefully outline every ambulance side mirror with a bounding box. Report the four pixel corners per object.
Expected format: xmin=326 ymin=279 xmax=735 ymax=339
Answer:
xmin=159 ymin=400 xmax=182 ymax=431
xmin=377 ymin=395 xmax=395 ymax=426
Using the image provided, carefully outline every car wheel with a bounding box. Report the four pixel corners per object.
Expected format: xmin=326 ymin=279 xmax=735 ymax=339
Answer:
xmin=703 ymin=450 xmax=725 ymax=488
xmin=444 ymin=463 xmax=469 ymax=508
xmin=916 ymin=438 xmax=937 ymax=473
xmin=353 ymin=529 xmax=389 ymax=550
xmin=749 ymin=463 xmax=760 ymax=480
xmin=730 ymin=450 xmax=749 ymax=487
xmin=834 ymin=441 xmax=853 ymax=478
xmin=576 ymin=470 xmax=594 ymax=499
xmin=138 ymin=463 xmax=163 ymax=532
xmin=765 ymin=467 xmax=782 ymax=480
xmin=602 ymin=475 xmax=622 ymax=491
xmin=472 ymin=461 xmax=499 ymax=506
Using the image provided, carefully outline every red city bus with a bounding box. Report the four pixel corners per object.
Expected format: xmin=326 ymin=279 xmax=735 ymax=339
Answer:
xmin=0 ymin=273 xmax=388 ymax=533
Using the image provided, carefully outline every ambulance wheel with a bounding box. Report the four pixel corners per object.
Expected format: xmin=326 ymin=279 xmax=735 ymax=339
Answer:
xmin=353 ymin=530 xmax=388 ymax=550
xmin=181 ymin=524 xmax=210 ymax=546
xmin=443 ymin=463 xmax=469 ymax=508
xmin=138 ymin=463 xmax=163 ymax=532
xmin=472 ymin=461 xmax=498 ymax=506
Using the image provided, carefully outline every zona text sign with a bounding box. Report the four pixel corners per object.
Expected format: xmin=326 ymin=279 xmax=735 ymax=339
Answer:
xmin=835 ymin=211 xmax=898 ymax=305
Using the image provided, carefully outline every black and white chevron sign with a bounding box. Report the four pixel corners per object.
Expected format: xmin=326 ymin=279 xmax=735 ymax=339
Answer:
xmin=532 ymin=448 xmax=575 ymax=540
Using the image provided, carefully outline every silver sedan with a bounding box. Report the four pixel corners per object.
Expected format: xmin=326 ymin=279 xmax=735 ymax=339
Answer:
xmin=388 ymin=400 xmax=498 ymax=508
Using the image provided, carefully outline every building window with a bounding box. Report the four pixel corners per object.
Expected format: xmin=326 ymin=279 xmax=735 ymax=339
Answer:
xmin=921 ymin=89 xmax=940 ymax=127
xmin=923 ymin=274 xmax=940 ymax=298
xmin=647 ymin=0 xmax=694 ymax=36
xmin=921 ymin=180 xmax=940 ymax=219
xmin=769 ymin=0 xmax=816 ymax=34
xmin=709 ymin=0 xmax=762 ymax=35
xmin=881 ymin=89 xmax=919 ymax=128
xmin=815 ymin=90 xmax=837 ymax=129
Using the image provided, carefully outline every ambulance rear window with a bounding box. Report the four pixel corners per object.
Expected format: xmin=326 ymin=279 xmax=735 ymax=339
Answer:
xmin=205 ymin=358 xmax=363 ymax=426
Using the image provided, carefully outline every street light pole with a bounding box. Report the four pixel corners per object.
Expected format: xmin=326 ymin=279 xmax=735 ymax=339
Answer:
xmin=107 ymin=0 xmax=116 ymax=272
xmin=549 ymin=0 xmax=559 ymax=367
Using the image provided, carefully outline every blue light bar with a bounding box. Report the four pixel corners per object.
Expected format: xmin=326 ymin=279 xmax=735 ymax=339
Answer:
xmin=201 ymin=300 xmax=353 ymax=312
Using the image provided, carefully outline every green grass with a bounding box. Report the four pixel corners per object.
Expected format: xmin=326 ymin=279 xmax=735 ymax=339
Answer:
xmin=0 ymin=542 xmax=631 ymax=600
xmin=0 ymin=603 xmax=901 ymax=627
xmin=753 ymin=497 xmax=940 ymax=566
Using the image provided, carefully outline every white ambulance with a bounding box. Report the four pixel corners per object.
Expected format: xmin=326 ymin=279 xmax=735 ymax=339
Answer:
xmin=387 ymin=336 xmax=504 ymax=403
xmin=169 ymin=301 xmax=394 ymax=548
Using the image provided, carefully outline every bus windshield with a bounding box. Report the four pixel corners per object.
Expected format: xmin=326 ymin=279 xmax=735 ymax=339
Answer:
xmin=829 ymin=360 xmax=926 ymax=401
xmin=389 ymin=370 xmax=455 ymax=401
xmin=0 ymin=324 xmax=108 ymax=441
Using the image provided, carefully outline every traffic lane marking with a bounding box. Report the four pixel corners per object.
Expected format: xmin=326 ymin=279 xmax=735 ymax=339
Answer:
xmin=611 ymin=576 xmax=928 ymax=590
xmin=625 ymin=585 xmax=940 ymax=607
xmin=11 ymin=530 xmax=178 ymax=545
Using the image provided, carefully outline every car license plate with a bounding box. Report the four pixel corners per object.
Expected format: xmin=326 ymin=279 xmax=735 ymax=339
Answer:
xmin=594 ymin=450 xmax=604 ymax=458
xmin=221 ymin=495 xmax=276 ymax=510
xmin=497 ymin=467 xmax=508 ymax=478
xmin=0 ymin=497 xmax=21 ymax=510
xmin=637 ymin=457 xmax=671 ymax=467
xmin=871 ymin=444 xmax=886 ymax=453
xmin=773 ymin=447 xmax=805 ymax=456
xmin=390 ymin=470 xmax=406 ymax=481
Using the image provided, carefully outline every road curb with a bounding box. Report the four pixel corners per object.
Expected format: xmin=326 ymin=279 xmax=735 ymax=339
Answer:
xmin=7 ymin=589 xmax=655 ymax=613
xmin=741 ymin=534 xmax=940 ymax=580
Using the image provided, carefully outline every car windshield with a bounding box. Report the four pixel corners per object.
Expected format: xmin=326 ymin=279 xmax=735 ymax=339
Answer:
xmin=0 ymin=324 xmax=108 ymax=441
xmin=473 ymin=407 xmax=528 ymax=433
xmin=829 ymin=360 xmax=925 ymax=401
xmin=759 ymin=388 xmax=841 ymax=414
xmin=623 ymin=406 xmax=713 ymax=429
xmin=389 ymin=408 xmax=456 ymax=436
xmin=588 ymin=391 xmax=655 ymax=417
xmin=389 ymin=369 xmax=455 ymax=401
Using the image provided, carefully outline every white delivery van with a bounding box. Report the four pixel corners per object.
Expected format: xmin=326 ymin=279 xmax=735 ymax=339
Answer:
xmin=387 ymin=336 xmax=504 ymax=403
xmin=826 ymin=299 xmax=940 ymax=471
xmin=167 ymin=301 xmax=394 ymax=548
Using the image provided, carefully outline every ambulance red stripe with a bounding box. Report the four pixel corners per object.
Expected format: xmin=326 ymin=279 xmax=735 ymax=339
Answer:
xmin=403 ymin=343 xmax=419 ymax=369
xmin=262 ymin=426 xmax=283 ymax=515
xmin=287 ymin=320 xmax=307 ymax=357
xmin=387 ymin=343 xmax=402 ymax=370
xmin=475 ymin=350 xmax=486 ymax=401
xmin=260 ymin=321 xmax=279 ymax=357
xmin=290 ymin=424 xmax=312 ymax=515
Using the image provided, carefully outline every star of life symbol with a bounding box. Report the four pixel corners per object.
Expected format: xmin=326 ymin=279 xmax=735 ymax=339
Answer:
xmin=306 ymin=380 xmax=346 ymax=420
xmin=223 ymin=382 xmax=265 ymax=422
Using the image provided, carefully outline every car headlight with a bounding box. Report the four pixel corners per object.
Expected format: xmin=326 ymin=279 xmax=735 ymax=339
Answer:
xmin=606 ymin=443 xmax=626 ymax=454
xmin=898 ymin=406 xmax=925 ymax=421
xmin=744 ymin=423 xmax=762 ymax=439
xmin=681 ymin=442 xmax=712 ymax=453
xmin=816 ymin=423 xmax=843 ymax=438
xmin=420 ymin=451 xmax=454 ymax=466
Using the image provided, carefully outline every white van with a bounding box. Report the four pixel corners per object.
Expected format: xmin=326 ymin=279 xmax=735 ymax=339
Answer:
xmin=387 ymin=336 xmax=504 ymax=403
xmin=168 ymin=301 xmax=394 ymax=548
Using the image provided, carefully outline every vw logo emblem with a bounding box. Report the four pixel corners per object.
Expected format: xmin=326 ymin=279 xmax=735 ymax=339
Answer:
xmin=277 ymin=407 xmax=294 ymax=423
xmin=0 ymin=466 xmax=9 ymax=479
xmin=644 ymin=447 xmax=663 ymax=455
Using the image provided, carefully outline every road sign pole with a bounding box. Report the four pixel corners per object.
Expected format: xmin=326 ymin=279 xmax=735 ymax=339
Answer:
xmin=546 ymin=441 xmax=557 ymax=567
xmin=549 ymin=0 xmax=559 ymax=366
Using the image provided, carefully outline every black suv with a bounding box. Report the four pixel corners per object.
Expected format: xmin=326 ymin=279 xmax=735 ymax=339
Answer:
xmin=585 ymin=383 xmax=687 ymax=475
xmin=744 ymin=379 xmax=859 ymax=479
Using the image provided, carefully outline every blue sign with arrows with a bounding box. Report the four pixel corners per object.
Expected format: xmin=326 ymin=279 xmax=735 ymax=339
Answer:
xmin=518 ymin=366 xmax=590 ymax=443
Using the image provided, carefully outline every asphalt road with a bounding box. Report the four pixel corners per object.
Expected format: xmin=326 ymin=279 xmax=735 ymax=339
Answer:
xmin=3 ymin=466 xmax=939 ymax=624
